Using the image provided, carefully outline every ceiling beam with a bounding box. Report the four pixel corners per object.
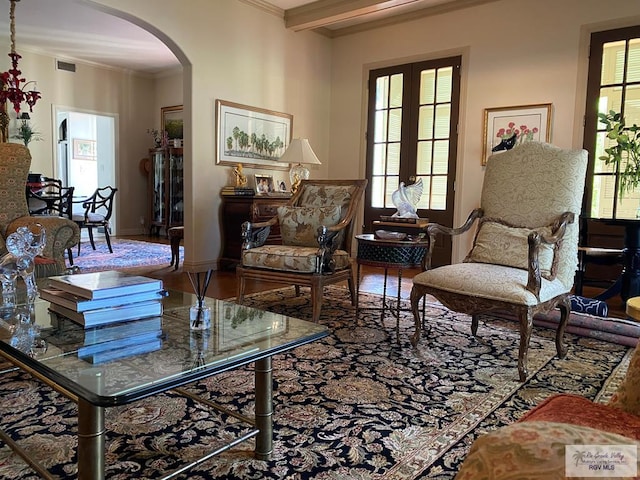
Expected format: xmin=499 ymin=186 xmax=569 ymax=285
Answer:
xmin=284 ymin=0 xmax=424 ymax=31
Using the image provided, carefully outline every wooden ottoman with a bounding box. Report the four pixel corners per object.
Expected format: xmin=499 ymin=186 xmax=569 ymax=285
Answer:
xmin=168 ymin=226 xmax=184 ymax=270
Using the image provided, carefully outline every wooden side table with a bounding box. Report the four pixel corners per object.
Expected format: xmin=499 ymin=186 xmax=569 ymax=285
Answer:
xmin=355 ymin=233 xmax=429 ymax=344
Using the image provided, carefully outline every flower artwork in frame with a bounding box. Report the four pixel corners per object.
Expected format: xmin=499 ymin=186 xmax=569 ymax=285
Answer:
xmin=482 ymin=103 xmax=552 ymax=165
xmin=73 ymin=139 xmax=97 ymax=160
xmin=254 ymin=174 xmax=274 ymax=195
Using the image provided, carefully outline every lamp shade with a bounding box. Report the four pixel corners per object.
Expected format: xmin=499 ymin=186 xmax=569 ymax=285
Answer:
xmin=279 ymin=138 xmax=321 ymax=193
xmin=278 ymin=138 xmax=321 ymax=166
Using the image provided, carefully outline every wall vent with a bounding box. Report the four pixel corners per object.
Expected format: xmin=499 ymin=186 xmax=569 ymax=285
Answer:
xmin=56 ymin=60 xmax=76 ymax=72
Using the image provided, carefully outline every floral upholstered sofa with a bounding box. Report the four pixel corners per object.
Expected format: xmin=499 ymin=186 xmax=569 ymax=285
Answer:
xmin=456 ymin=343 xmax=640 ymax=478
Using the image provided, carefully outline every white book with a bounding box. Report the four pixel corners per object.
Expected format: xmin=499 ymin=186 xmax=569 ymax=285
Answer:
xmin=48 ymin=271 xmax=163 ymax=300
xmin=49 ymin=300 xmax=163 ymax=328
xmin=40 ymin=287 xmax=166 ymax=312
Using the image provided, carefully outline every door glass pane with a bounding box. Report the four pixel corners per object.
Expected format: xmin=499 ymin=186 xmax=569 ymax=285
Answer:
xmin=389 ymin=74 xmax=403 ymax=108
xmin=601 ymin=40 xmax=626 ymax=85
xmin=417 ymin=176 xmax=430 ymax=210
xmin=433 ymin=140 xmax=449 ymax=174
xmin=375 ymin=76 xmax=389 ymax=110
xmin=385 ymin=176 xmax=399 ymax=208
xmin=594 ymin=132 xmax=616 ymax=174
xmin=627 ymin=39 xmax=640 ymax=83
xmin=374 ymin=110 xmax=388 ymax=143
xmin=418 ymin=106 xmax=434 ymax=140
xmin=431 ymin=176 xmax=447 ymax=210
xmin=388 ymin=108 xmax=402 ymax=142
xmin=599 ymin=86 xmax=623 ymax=115
xmin=373 ymin=144 xmax=386 ymax=175
xmin=420 ymin=69 xmax=435 ymax=104
xmin=436 ymin=67 xmax=453 ymax=103
xmin=387 ymin=143 xmax=400 ymax=175
xmin=623 ymin=84 xmax=640 ymax=126
xmin=416 ymin=141 xmax=433 ymax=175
xmin=434 ymin=104 xmax=451 ymax=138
xmin=371 ymin=176 xmax=385 ymax=208
xmin=590 ymin=175 xmax=615 ymax=218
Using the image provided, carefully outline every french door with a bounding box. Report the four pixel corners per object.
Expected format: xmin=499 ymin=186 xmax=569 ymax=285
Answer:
xmin=364 ymin=56 xmax=461 ymax=266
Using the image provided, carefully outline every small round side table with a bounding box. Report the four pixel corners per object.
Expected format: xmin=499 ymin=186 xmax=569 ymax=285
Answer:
xmin=355 ymin=233 xmax=429 ymax=344
xmin=626 ymin=296 xmax=640 ymax=322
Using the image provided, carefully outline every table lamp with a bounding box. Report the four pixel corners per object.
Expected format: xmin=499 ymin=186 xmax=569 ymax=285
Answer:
xmin=278 ymin=138 xmax=321 ymax=193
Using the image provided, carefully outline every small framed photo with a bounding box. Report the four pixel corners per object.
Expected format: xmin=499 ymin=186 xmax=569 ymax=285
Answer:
xmin=274 ymin=177 xmax=289 ymax=193
xmin=254 ymin=174 xmax=274 ymax=194
xmin=482 ymin=103 xmax=552 ymax=165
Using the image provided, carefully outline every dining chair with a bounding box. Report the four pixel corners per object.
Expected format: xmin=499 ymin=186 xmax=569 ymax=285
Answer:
xmin=72 ymin=186 xmax=118 ymax=256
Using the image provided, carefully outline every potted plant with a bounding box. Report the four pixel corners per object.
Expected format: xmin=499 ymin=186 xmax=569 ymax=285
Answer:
xmin=598 ymin=110 xmax=640 ymax=198
xmin=13 ymin=119 xmax=43 ymax=147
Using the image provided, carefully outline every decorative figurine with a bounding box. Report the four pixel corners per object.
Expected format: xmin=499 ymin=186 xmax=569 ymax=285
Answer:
xmin=391 ymin=178 xmax=424 ymax=218
xmin=233 ymin=163 xmax=248 ymax=188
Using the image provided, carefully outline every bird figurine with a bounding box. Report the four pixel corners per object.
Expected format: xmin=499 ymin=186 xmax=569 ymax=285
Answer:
xmin=391 ymin=178 xmax=423 ymax=218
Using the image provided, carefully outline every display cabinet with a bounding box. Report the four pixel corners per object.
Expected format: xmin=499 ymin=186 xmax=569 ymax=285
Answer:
xmin=148 ymin=147 xmax=184 ymax=236
xmin=219 ymin=194 xmax=291 ymax=270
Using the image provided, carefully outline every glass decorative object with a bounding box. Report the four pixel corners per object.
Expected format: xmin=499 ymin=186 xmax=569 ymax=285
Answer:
xmin=188 ymin=270 xmax=213 ymax=330
xmin=0 ymin=224 xmax=45 ymax=304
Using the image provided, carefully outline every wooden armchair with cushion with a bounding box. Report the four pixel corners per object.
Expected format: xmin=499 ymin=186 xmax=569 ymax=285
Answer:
xmin=236 ymin=179 xmax=367 ymax=323
xmin=410 ymin=142 xmax=588 ymax=381
xmin=0 ymin=143 xmax=79 ymax=277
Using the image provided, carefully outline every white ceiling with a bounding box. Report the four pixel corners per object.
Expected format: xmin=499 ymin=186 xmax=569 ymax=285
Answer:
xmin=0 ymin=0 xmax=488 ymax=75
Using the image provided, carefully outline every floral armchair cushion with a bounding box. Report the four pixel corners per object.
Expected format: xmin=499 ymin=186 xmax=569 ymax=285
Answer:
xmin=277 ymin=205 xmax=342 ymax=247
xmin=465 ymin=219 xmax=557 ymax=279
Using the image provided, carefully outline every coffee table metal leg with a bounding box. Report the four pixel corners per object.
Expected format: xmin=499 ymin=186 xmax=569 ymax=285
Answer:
xmin=254 ymin=356 xmax=273 ymax=460
xmin=77 ymin=398 xmax=105 ymax=480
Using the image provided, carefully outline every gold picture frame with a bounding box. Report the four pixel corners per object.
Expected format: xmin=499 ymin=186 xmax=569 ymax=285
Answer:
xmin=482 ymin=103 xmax=552 ymax=165
xmin=161 ymin=105 xmax=183 ymax=141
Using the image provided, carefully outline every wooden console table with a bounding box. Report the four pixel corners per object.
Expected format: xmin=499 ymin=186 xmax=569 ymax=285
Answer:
xmin=219 ymin=194 xmax=291 ymax=270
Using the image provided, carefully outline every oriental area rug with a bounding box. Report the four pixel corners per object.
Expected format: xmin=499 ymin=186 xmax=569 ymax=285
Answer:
xmin=0 ymin=286 xmax=632 ymax=479
xmin=71 ymin=238 xmax=181 ymax=273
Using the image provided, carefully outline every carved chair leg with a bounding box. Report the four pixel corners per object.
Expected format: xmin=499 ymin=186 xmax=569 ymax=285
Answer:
xmin=311 ymin=283 xmax=323 ymax=323
xmin=410 ymin=285 xmax=426 ymax=347
xmin=346 ymin=265 xmax=357 ymax=307
xmin=555 ymin=296 xmax=570 ymax=359
xmin=236 ymin=270 xmax=246 ymax=304
xmin=517 ymin=309 xmax=534 ymax=382
xmin=471 ymin=315 xmax=479 ymax=336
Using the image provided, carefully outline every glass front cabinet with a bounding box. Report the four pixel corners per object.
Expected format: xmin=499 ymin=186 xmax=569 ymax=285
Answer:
xmin=148 ymin=147 xmax=184 ymax=235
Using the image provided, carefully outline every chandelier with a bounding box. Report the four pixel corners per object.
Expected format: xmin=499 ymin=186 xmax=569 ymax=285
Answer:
xmin=0 ymin=0 xmax=40 ymax=114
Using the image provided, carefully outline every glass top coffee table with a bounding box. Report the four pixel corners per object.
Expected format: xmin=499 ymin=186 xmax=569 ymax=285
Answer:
xmin=0 ymin=283 xmax=329 ymax=480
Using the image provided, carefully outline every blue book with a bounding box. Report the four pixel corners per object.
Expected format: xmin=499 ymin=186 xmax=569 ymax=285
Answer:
xmin=49 ymin=300 xmax=163 ymax=327
xmin=77 ymin=329 xmax=163 ymax=357
xmin=83 ymin=338 xmax=163 ymax=364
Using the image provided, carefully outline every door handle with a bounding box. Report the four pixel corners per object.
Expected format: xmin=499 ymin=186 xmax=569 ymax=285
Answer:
xmin=409 ymin=175 xmax=416 ymax=182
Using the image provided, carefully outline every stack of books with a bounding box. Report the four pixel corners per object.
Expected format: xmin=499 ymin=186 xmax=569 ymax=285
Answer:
xmin=42 ymin=271 xmax=167 ymax=363
xmin=42 ymin=271 xmax=165 ymax=328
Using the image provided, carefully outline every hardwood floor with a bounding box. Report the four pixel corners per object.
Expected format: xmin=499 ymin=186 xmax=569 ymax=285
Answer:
xmin=117 ymin=235 xmax=627 ymax=318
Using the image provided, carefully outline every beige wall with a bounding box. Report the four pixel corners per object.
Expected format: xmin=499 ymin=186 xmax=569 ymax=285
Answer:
xmin=329 ymin=0 xmax=640 ymax=260
xmin=90 ymin=0 xmax=332 ymax=270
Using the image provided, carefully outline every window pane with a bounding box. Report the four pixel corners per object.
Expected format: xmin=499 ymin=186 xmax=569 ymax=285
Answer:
xmin=418 ymin=105 xmax=434 ymax=140
xmin=374 ymin=110 xmax=387 ymax=143
xmin=618 ymin=187 xmax=640 ymax=218
xmin=371 ymin=176 xmax=385 ymax=208
xmin=388 ymin=108 xmax=402 ymax=142
xmin=627 ymin=38 xmax=640 ymax=83
xmin=431 ymin=176 xmax=447 ymax=210
xmin=387 ymin=143 xmax=400 ymax=174
xmin=417 ymin=176 xmax=430 ymax=210
xmin=623 ymin=84 xmax=640 ymax=126
xmin=375 ymin=76 xmax=389 ymax=110
xmin=599 ymin=86 xmax=623 ymax=116
xmin=433 ymin=140 xmax=449 ymax=174
xmin=601 ymin=40 xmax=626 ymax=85
xmin=419 ymin=69 xmax=435 ymax=104
xmin=436 ymin=67 xmax=453 ymax=103
xmin=373 ymin=144 xmax=386 ymax=175
xmin=594 ymin=132 xmax=616 ymax=174
xmin=416 ymin=141 xmax=432 ymax=175
xmin=385 ymin=176 xmax=399 ymax=208
xmin=389 ymin=74 xmax=403 ymax=108
xmin=434 ymin=104 xmax=451 ymax=138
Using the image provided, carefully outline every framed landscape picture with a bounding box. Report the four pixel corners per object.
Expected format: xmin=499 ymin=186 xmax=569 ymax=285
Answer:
xmin=215 ymin=99 xmax=291 ymax=170
xmin=482 ymin=103 xmax=552 ymax=165
xmin=161 ymin=105 xmax=183 ymax=141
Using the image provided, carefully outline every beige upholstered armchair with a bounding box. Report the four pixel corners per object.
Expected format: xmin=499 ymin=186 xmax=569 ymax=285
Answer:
xmin=410 ymin=142 xmax=588 ymax=381
xmin=0 ymin=143 xmax=79 ymax=277
xmin=236 ymin=179 xmax=367 ymax=323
